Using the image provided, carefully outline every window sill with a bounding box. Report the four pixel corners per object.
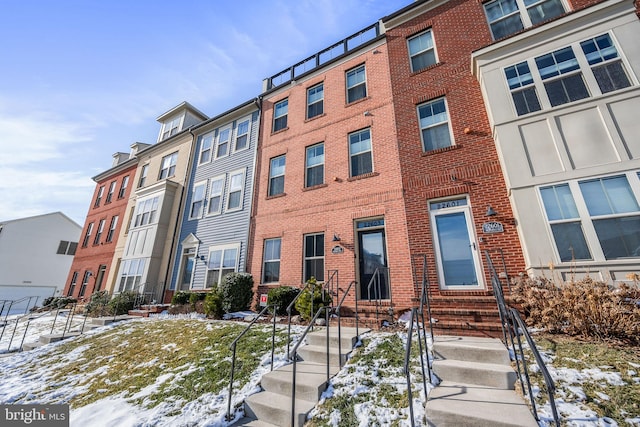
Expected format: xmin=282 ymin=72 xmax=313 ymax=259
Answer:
xmin=345 ymin=96 xmax=370 ymax=107
xmin=347 ymin=172 xmax=379 ymax=182
xmin=266 ymin=193 xmax=286 ymax=200
xmin=271 ymin=127 xmax=289 ymax=136
xmin=421 ymin=144 xmax=462 ymax=157
xmin=302 ymin=183 xmax=328 ymax=192
xmin=305 ymin=113 xmax=326 ymax=123
xmin=411 ymin=61 xmax=443 ymax=77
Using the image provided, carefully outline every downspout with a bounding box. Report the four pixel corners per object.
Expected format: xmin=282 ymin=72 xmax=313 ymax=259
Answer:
xmin=246 ymin=96 xmax=263 ymax=280
xmin=159 ymin=127 xmax=196 ymax=303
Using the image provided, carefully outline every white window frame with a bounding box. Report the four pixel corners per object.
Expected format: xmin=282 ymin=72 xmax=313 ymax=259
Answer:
xmin=106 ymin=215 xmax=119 ymax=242
xmin=273 ymin=98 xmax=288 ymax=132
xmin=198 ymin=132 xmax=214 ymax=165
xmin=305 ymin=143 xmax=324 ymax=188
xmin=82 ymin=222 xmax=94 ymax=247
xmin=262 ymin=238 xmax=281 ymax=283
xmin=349 ymin=128 xmax=374 ymax=178
xmin=205 ymin=243 xmax=240 ymax=289
xmin=483 ymin=0 xmax=566 ymax=40
xmin=417 ymin=97 xmax=454 ymax=152
xmin=117 ymin=258 xmax=146 ymax=292
xmin=407 ymin=29 xmax=437 ymax=73
xmin=94 ymin=186 xmax=104 ymax=207
xmin=269 ymin=155 xmax=286 ymax=196
xmin=189 ymin=181 xmax=207 ymax=220
xmin=138 ymin=164 xmax=149 ymax=188
xmin=159 ymin=152 xmax=178 ymax=180
xmin=106 ymin=181 xmax=116 ymax=203
xmin=226 ymin=169 xmax=245 ymax=212
xmin=346 ymin=64 xmax=367 ymax=103
xmin=303 ymin=232 xmax=325 ymax=282
xmin=215 ymin=125 xmax=232 ymax=159
xmin=94 ymin=219 xmax=105 ymax=245
xmin=207 ymin=175 xmax=226 ymax=216
xmin=118 ymin=175 xmax=129 ymax=199
xmin=233 ymin=116 xmax=251 ymax=152
xmin=133 ymin=196 xmax=160 ymax=227
xmin=161 ymin=115 xmax=182 ymax=140
xmin=307 ymin=83 xmax=324 ymax=119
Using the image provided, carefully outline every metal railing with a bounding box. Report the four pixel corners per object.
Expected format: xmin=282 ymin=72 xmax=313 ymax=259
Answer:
xmin=485 ymin=251 xmax=560 ymax=426
xmin=0 ymin=296 xmax=40 ymax=343
xmin=226 ymin=304 xmax=279 ymax=421
xmin=288 ymin=306 xmax=331 ymax=427
xmin=286 ymin=281 xmax=313 ymax=357
xmin=366 ymin=267 xmax=390 ymax=325
xmin=333 ymin=280 xmax=359 ymax=367
xmin=404 ymin=307 xmax=430 ymax=427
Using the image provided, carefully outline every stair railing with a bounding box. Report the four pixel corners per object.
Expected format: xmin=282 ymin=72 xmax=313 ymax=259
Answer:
xmin=0 ymin=296 xmax=39 ymax=343
xmin=485 ymin=251 xmax=560 ymax=427
xmin=411 ymin=254 xmax=433 ymax=384
xmin=226 ymin=303 xmax=279 ymax=422
xmin=288 ymin=305 xmax=331 ymax=427
xmin=286 ymin=281 xmax=313 ymax=357
xmin=404 ymin=307 xmax=429 ymax=427
xmin=325 ymin=269 xmax=339 ymax=302
xmin=333 ymin=280 xmax=359 ymax=368
xmin=366 ymin=267 xmax=390 ymax=325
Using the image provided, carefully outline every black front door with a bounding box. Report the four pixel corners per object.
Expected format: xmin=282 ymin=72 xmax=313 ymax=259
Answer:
xmin=358 ymin=228 xmax=389 ymax=299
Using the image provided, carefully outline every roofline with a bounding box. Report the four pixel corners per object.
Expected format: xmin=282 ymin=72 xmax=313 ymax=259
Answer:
xmin=190 ymin=97 xmax=260 ymax=133
xmin=91 ymin=157 xmax=139 ymax=182
xmin=0 ymin=211 xmax=81 ymax=228
xmin=156 ymin=101 xmax=209 ymax=122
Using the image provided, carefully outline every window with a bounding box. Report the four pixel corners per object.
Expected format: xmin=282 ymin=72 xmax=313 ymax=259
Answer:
xmin=408 ymin=30 xmax=437 ymax=72
xmin=505 ymin=62 xmax=542 ymax=115
xmin=227 ymin=169 xmax=245 ymax=211
xmin=67 ymin=272 xmax=78 ymax=296
xmin=418 ymin=98 xmax=453 ymax=152
xmin=304 ymin=233 xmax=324 ymax=282
xmin=307 ymin=83 xmax=324 ymax=119
xmin=536 ymin=46 xmax=589 ymax=107
xmin=349 ymin=129 xmax=373 ymax=177
xmin=216 ymin=126 xmax=231 ymax=158
xmin=206 ymin=245 xmax=239 ymax=288
xmin=346 ymin=65 xmax=367 ymax=103
xmin=94 ymin=219 xmax=105 ymax=245
xmin=262 ymin=238 xmax=281 ymax=283
xmin=268 ymin=155 xmax=286 ymax=196
xmin=199 ymin=133 xmax=214 ymax=164
xmin=56 ymin=241 xmax=77 ymax=255
xmin=82 ymin=223 xmax=94 ymax=247
xmin=540 ymin=173 xmax=640 ymax=262
xmin=159 ymin=152 xmax=178 ymax=179
xmin=504 ymin=33 xmax=632 ymax=114
xmin=105 ymin=181 xmax=116 ymax=203
xmin=580 ymin=34 xmax=631 ymax=94
xmin=106 ymin=215 xmax=118 ymax=242
xmin=138 ymin=164 xmax=149 ymax=188
xmin=484 ymin=0 xmax=565 ymax=40
xmin=305 ymin=143 xmax=324 ymax=187
xmin=134 ymin=196 xmax=159 ymax=227
xmin=94 ymin=186 xmax=104 ymax=208
xmin=117 ymin=258 xmax=146 ymax=292
xmin=273 ymin=99 xmax=288 ymax=132
xmin=118 ymin=175 xmax=129 ymax=199
xmin=189 ymin=182 xmax=207 ymax=219
xmin=161 ymin=116 xmax=181 ymax=139
xmin=234 ymin=118 xmax=250 ymax=151
xmin=79 ymin=271 xmax=91 ymax=297
xmin=207 ymin=175 xmax=225 ymax=215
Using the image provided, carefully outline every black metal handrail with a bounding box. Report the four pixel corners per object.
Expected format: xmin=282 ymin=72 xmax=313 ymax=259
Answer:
xmin=334 ymin=280 xmax=359 ymax=367
xmin=485 ymin=250 xmax=560 ymax=426
xmin=0 ymin=296 xmax=39 ymax=343
xmin=411 ymin=254 xmax=433 ymax=385
xmin=288 ymin=305 xmax=331 ymax=427
xmin=286 ymin=281 xmax=313 ymax=356
xmin=366 ymin=267 xmax=390 ymax=325
xmin=404 ymin=307 xmax=430 ymax=427
xmin=226 ymin=304 xmax=279 ymax=421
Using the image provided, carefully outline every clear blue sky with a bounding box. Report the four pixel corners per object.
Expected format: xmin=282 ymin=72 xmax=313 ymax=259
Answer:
xmin=0 ymin=0 xmax=410 ymax=225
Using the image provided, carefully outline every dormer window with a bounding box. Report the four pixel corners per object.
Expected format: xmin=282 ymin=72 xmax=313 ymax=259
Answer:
xmin=161 ymin=116 xmax=182 ymax=140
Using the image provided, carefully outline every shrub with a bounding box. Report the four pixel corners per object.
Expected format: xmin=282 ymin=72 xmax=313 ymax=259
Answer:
xmin=171 ymin=291 xmax=190 ymax=305
xmin=189 ymin=292 xmax=206 ymax=306
xmin=107 ymin=291 xmax=138 ymax=315
xmin=204 ymin=291 xmax=223 ymax=319
xmin=84 ymin=291 xmax=111 ymax=317
xmin=267 ymin=286 xmax=301 ymax=315
xmin=218 ymin=273 xmax=254 ymax=314
xmin=512 ymin=276 xmax=640 ymax=344
xmin=294 ymin=277 xmax=332 ymax=321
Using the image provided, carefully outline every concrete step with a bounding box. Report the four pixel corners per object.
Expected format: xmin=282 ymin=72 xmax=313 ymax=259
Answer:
xmin=90 ymin=315 xmax=136 ymax=326
xmin=432 ymin=359 xmax=517 ymax=389
xmin=296 ymin=344 xmax=345 ymax=367
xmin=426 ymin=381 xmax=537 ymax=427
xmin=230 ymin=417 xmax=278 ymax=427
xmin=244 ymin=390 xmax=315 ymax=427
xmin=22 ymin=341 xmax=46 ymax=351
xmin=434 ymin=336 xmax=510 ymax=365
xmin=260 ymin=362 xmax=333 ymax=402
xmin=305 ymin=327 xmax=360 ymax=349
xmin=39 ymin=332 xmax=81 ymax=344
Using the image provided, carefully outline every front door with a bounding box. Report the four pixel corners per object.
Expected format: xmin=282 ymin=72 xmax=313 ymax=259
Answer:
xmin=357 ymin=219 xmax=389 ymax=299
xmin=430 ymin=198 xmax=484 ymax=289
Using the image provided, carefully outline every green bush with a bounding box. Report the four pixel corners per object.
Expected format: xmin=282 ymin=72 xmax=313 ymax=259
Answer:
xmin=171 ymin=291 xmax=190 ymax=305
xmin=108 ymin=291 xmax=137 ymax=315
xmin=218 ymin=273 xmax=254 ymax=313
xmin=189 ymin=292 xmax=206 ymax=305
xmin=203 ymin=291 xmax=223 ymax=318
xmin=40 ymin=296 xmax=78 ymax=310
xmin=294 ymin=277 xmax=332 ymax=321
xmin=267 ymin=286 xmax=300 ymax=315
xmin=84 ymin=291 xmax=111 ymax=317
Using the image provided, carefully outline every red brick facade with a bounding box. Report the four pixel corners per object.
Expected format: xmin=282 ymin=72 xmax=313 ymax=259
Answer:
xmin=249 ymin=40 xmax=416 ymax=309
xmin=64 ymin=163 xmax=137 ymax=301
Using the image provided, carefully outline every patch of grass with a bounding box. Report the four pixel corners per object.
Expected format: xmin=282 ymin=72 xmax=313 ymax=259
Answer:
xmin=524 ymin=333 xmax=640 ymax=424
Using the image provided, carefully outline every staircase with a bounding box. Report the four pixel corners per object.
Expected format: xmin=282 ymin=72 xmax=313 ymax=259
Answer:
xmin=426 ymin=336 xmax=537 ymax=427
xmin=233 ymin=326 xmax=362 ymax=427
